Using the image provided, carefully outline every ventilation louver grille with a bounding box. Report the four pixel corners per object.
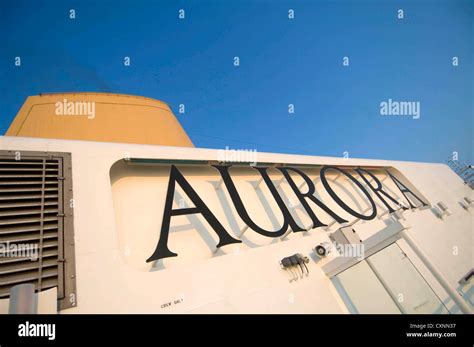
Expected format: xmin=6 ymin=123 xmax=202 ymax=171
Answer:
xmin=0 ymin=151 xmax=76 ymax=310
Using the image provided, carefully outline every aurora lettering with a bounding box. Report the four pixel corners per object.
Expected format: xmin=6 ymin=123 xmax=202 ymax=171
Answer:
xmin=146 ymin=165 xmax=428 ymax=262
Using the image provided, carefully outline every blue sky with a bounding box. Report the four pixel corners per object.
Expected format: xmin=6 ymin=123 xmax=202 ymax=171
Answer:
xmin=0 ymin=0 xmax=472 ymax=163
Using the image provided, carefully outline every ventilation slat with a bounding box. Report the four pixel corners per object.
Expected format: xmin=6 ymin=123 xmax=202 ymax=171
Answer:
xmin=0 ymin=201 xmax=58 ymax=209
xmin=0 ymin=161 xmax=58 ymax=165
xmin=0 ymin=166 xmax=58 ymax=173
xmin=0 ymin=268 xmax=58 ymax=287
xmin=0 ymin=230 xmax=58 ymax=243
xmin=42 ymin=239 xmax=59 ymax=249
xmin=0 ymin=223 xmax=58 ymax=234
xmin=0 ymin=181 xmax=58 ymax=185
xmin=0 ymin=258 xmax=58 ymax=276
xmin=0 ymin=216 xmax=57 ymax=226
xmin=0 ymin=238 xmax=59 ymax=250
xmin=0 ymin=194 xmax=58 ymax=201
xmin=0 ymin=208 xmax=59 ymax=217
xmin=0 ymin=187 xmax=58 ymax=194
xmin=0 ymin=175 xmax=58 ymax=178
xmin=0 ymin=248 xmax=58 ymax=265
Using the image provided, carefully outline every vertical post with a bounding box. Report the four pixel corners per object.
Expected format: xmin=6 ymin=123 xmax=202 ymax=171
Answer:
xmin=9 ymin=284 xmax=37 ymax=314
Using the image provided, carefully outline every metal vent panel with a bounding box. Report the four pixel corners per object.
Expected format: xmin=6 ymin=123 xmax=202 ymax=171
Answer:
xmin=0 ymin=151 xmax=76 ymax=310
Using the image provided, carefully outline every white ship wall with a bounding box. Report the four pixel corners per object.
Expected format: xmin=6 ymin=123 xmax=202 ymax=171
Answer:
xmin=0 ymin=136 xmax=472 ymax=313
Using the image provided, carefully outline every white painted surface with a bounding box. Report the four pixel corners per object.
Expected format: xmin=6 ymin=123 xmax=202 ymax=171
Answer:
xmin=0 ymin=136 xmax=472 ymax=313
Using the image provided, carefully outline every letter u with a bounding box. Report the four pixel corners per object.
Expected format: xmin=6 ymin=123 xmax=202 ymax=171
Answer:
xmin=213 ymin=165 xmax=305 ymax=237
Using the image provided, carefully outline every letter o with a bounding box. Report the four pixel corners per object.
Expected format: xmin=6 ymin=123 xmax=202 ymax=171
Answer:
xmin=320 ymin=166 xmax=377 ymax=220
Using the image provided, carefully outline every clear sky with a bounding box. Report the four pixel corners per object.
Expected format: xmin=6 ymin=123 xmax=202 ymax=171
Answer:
xmin=0 ymin=0 xmax=472 ymax=163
